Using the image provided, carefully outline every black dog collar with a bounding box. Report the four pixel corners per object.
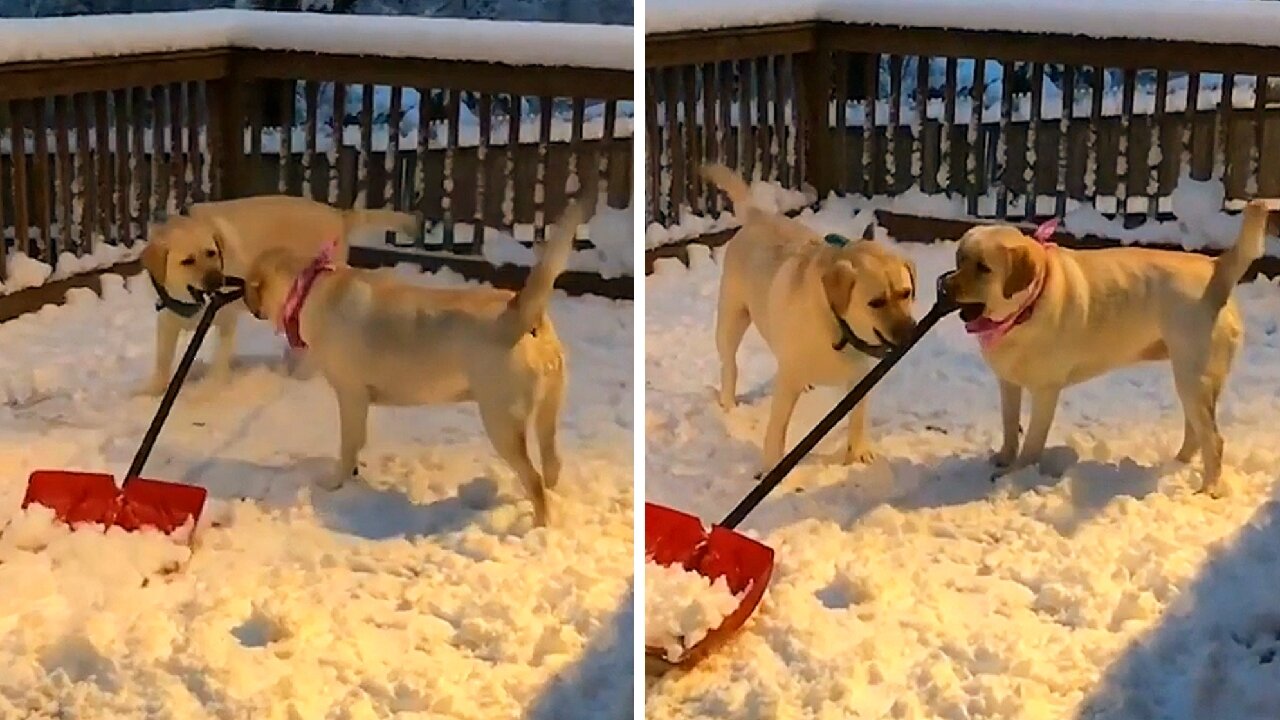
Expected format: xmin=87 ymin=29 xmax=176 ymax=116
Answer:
xmin=150 ymin=274 xmax=204 ymax=319
xmin=832 ymin=312 xmax=889 ymax=358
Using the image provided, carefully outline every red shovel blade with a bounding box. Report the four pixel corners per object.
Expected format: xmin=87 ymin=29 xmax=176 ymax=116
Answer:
xmin=644 ymin=502 xmax=774 ymax=667
xmin=22 ymin=470 xmax=207 ymax=538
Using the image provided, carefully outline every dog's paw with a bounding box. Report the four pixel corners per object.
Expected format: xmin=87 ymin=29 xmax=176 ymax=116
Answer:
xmin=1199 ymin=480 xmax=1229 ymax=499
xmin=843 ymin=445 xmax=877 ymax=465
xmin=990 ymin=448 xmax=1017 ymax=468
xmin=319 ymin=464 xmax=357 ymax=491
xmin=531 ymin=495 xmax=551 ymax=527
xmin=717 ymin=390 xmax=737 ymax=411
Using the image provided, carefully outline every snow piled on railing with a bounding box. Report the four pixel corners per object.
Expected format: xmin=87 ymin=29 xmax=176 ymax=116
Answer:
xmin=0 ymin=9 xmax=632 ymax=70
xmin=646 ymin=172 xmax=1280 ymax=259
xmin=647 ymin=0 xmax=1280 ymax=48
xmin=0 ymin=241 xmax=141 ymax=296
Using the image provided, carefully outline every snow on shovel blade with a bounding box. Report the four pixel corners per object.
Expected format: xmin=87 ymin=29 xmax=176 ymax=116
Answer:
xmin=645 ymin=502 xmax=774 ymax=667
xmin=23 ymin=470 xmax=207 ymax=538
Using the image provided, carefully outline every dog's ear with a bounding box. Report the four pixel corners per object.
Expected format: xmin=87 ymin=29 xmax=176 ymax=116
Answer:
xmin=1002 ymin=244 xmax=1037 ymax=299
xmin=904 ymin=259 xmax=917 ymax=300
xmin=140 ymin=227 xmax=169 ymax=284
xmin=822 ymin=260 xmax=857 ymax=312
xmin=207 ymin=216 xmax=239 ymax=263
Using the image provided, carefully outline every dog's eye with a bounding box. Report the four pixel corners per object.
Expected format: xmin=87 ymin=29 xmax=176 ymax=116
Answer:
xmin=205 ymin=249 xmax=217 ymax=258
xmin=180 ymin=257 xmax=196 ymax=267
xmin=868 ymin=297 xmax=887 ymax=309
xmin=897 ymin=290 xmax=911 ymax=301
xmin=976 ymin=262 xmax=991 ymax=274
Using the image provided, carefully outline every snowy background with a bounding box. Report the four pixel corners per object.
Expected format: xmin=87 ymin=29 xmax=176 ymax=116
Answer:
xmin=646 ymin=200 xmax=1280 ymax=718
xmin=0 ymin=263 xmax=634 ymax=717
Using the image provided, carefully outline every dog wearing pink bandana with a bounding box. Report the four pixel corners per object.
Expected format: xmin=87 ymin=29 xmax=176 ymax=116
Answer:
xmin=942 ymin=200 xmax=1276 ymax=496
xmin=244 ymin=203 xmax=582 ymax=526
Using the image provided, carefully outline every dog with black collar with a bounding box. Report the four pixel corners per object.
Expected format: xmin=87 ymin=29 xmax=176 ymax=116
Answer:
xmin=702 ymin=164 xmax=918 ymax=470
xmin=138 ymin=195 xmax=422 ymax=396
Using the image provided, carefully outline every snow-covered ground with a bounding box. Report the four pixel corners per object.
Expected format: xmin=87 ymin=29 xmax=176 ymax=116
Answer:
xmin=0 ymin=266 xmax=633 ymax=718
xmin=645 ymin=207 xmax=1280 ymax=718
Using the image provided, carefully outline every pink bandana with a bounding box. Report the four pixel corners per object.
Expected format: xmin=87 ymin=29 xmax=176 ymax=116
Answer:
xmin=280 ymin=239 xmax=338 ymax=350
xmin=964 ymin=219 xmax=1058 ymax=351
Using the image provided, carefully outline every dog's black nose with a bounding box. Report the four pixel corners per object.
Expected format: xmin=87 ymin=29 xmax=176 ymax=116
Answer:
xmin=202 ymin=270 xmax=224 ymax=290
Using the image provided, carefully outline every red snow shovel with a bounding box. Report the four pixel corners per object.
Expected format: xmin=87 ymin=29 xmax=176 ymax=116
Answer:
xmin=645 ymin=274 xmax=960 ymax=668
xmin=20 ymin=283 xmax=245 ymax=539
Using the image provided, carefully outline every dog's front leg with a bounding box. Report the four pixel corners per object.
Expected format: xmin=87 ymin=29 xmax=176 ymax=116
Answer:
xmin=326 ymin=387 xmax=369 ymax=490
xmin=843 ymin=394 xmax=875 ymax=464
xmin=206 ymin=312 xmax=238 ymax=386
xmin=998 ymin=386 xmax=1060 ymax=476
xmin=992 ymin=379 xmax=1023 ymax=467
xmin=762 ymin=379 xmax=803 ymax=469
xmin=139 ymin=312 xmax=181 ymax=396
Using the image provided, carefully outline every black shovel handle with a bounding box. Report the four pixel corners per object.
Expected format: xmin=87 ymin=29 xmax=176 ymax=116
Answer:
xmin=124 ymin=282 xmax=245 ymax=483
xmin=719 ymin=274 xmax=961 ymax=530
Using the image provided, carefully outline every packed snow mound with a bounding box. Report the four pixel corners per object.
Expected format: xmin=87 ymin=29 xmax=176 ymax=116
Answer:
xmin=0 ymin=9 xmax=632 ymax=69
xmin=648 ymin=0 xmax=1280 ymax=51
xmin=0 ymin=266 xmax=633 ymax=718
xmin=645 ymin=561 xmax=744 ymax=662
xmin=646 ymin=201 xmax=1280 ymax=718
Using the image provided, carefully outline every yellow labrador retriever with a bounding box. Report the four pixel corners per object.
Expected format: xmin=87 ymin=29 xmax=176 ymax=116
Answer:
xmin=943 ymin=199 xmax=1275 ymax=495
xmin=243 ymin=203 xmax=580 ymax=526
xmin=702 ymin=164 xmax=918 ymax=469
xmin=139 ymin=195 xmax=420 ymax=394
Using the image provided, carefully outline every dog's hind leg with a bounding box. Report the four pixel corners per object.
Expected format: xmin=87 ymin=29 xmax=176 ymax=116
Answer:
xmin=534 ymin=365 xmax=566 ymax=489
xmin=1175 ymin=415 xmax=1199 ymax=463
xmin=480 ymin=401 xmax=549 ymax=526
xmin=716 ymin=283 xmax=751 ymax=410
xmin=1171 ymin=352 xmax=1223 ymax=496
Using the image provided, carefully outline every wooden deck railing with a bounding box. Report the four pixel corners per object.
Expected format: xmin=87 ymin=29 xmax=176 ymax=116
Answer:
xmin=646 ymin=20 xmax=1280 ymax=234
xmin=0 ymin=13 xmax=632 ymax=287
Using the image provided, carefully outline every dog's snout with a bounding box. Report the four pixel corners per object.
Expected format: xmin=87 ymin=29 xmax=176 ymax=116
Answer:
xmin=202 ymin=270 xmax=224 ymax=290
xmin=892 ymin=317 xmax=917 ymax=347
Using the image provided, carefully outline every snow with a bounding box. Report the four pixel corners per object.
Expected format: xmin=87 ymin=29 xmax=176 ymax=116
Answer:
xmin=1 ymin=241 xmax=142 ymax=295
xmin=354 ymin=200 xmax=634 ymax=279
xmin=0 ymin=267 xmax=633 ymax=718
xmin=644 ymin=560 xmax=743 ymax=663
xmin=0 ymin=9 xmax=632 ymax=69
xmin=1062 ymin=172 xmax=1280 ymax=255
xmin=645 ymin=180 xmax=814 ymax=249
xmin=645 ymin=201 xmax=1280 ymax=717
xmin=647 ymin=0 xmax=1280 ymax=50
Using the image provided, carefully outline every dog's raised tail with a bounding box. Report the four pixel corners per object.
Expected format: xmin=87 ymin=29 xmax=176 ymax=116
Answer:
xmin=344 ymin=207 xmax=424 ymax=241
xmin=500 ymin=201 xmax=581 ymax=343
xmin=701 ymin=164 xmax=761 ymax=221
xmin=1206 ymin=199 xmax=1274 ymax=308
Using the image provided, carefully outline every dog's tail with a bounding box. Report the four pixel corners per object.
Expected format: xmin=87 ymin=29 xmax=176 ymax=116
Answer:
xmin=343 ymin=207 xmax=424 ymax=241
xmin=498 ymin=201 xmax=581 ymax=343
xmin=701 ymin=164 xmax=763 ymax=223
xmin=1206 ymin=199 xmax=1274 ymax=309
